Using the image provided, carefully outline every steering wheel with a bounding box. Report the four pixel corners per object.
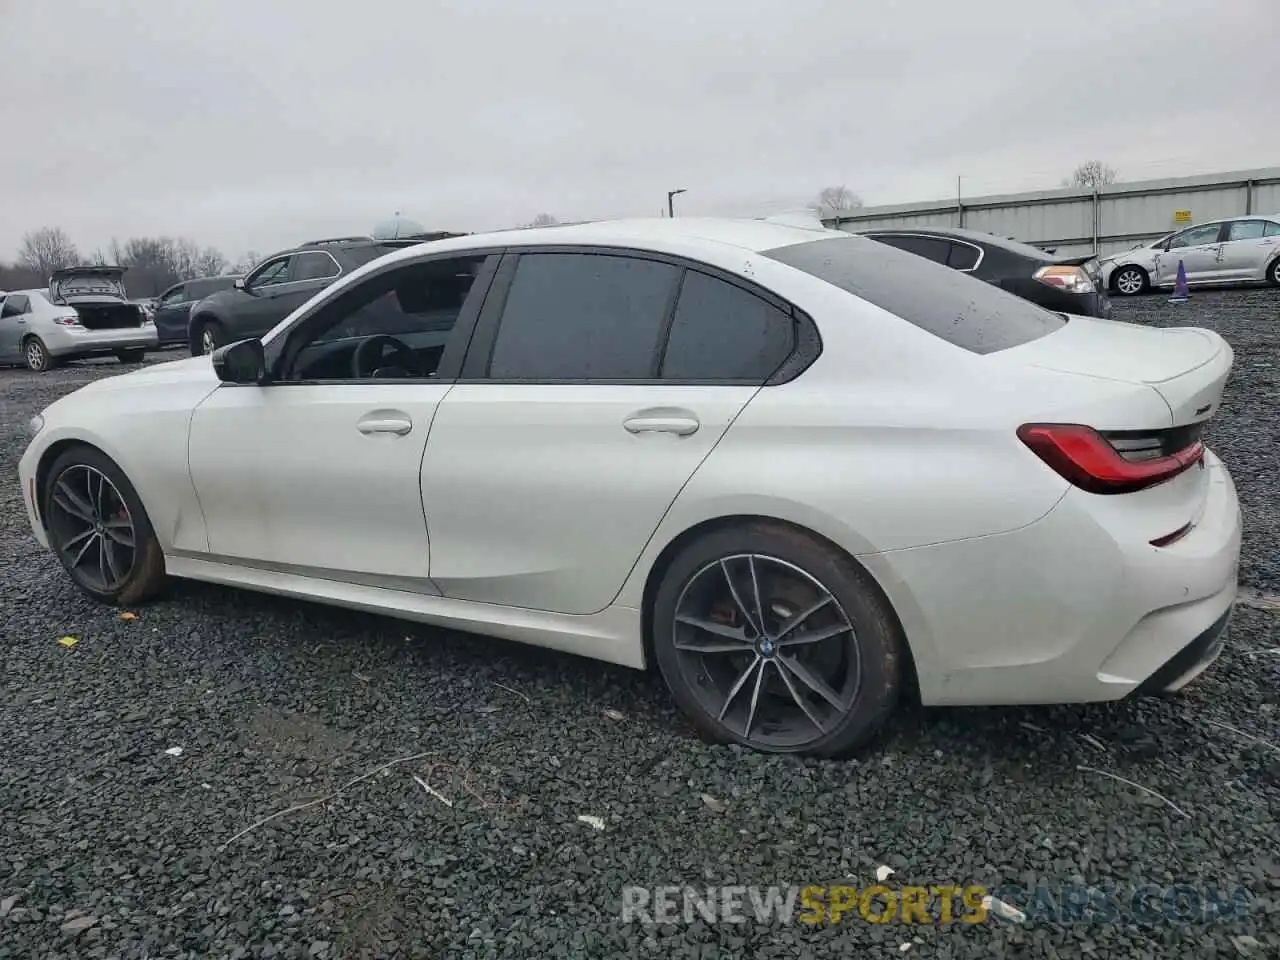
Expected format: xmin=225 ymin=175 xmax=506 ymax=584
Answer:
xmin=351 ymin=335 xmax=426 ymax=379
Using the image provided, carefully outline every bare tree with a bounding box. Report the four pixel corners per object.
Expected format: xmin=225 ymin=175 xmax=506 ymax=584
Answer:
xmin=101 ymin=236 xmax=231 ymax=296
xmin=195 ymin=247 xmax=228 ymax=276
xmin=808 ymin=185 xmax=864 ymax=220
xmin=1065 ymin=161 xmax=1118 ymax=190
xmin=231 ymin=251 xmax=262 ymax=275
xmin=18 ymin=227 xmax=80 ymax=279
xmin=525 ymin=213 xmax=559 ymax=228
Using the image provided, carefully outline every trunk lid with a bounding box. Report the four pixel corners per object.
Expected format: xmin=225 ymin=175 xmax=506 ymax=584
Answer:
xmin=1002 ymin=315 xmax=1231 ymax=425
xmin=49 ymin=266 xmax=129 ymax=305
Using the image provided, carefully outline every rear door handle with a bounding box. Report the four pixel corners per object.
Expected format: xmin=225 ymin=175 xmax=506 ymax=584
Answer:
xmin=623 ymin=410 xmax=700 ymax=437
xmin=357 ymin=413 xmax=413 ymax=436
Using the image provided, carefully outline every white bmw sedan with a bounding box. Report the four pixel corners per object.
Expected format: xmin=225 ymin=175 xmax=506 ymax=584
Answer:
xmin=18 ymin=218 xmax=1241 ymax=756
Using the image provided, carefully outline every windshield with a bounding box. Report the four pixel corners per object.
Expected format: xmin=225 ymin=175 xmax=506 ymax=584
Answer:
xmin=764 ymin=235 xmax=1066 ymax=355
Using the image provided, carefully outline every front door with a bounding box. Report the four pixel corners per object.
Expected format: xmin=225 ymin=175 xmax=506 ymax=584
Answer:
xmin=152 ymin=284 xmax=191 ymax=344
xmin=1155 ymin=222 xmax=1225 ymax=285
xmin=186 ymin=252 xmax=497 ymax=585
xmin=421 ymin=251 xmax=801 ymax=616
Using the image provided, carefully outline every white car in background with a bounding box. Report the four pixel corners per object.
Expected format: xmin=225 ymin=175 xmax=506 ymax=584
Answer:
xmin=1101 ymin=214 xmax=1280 ymax=295
xmin=18 ymin=218 xmax=1241 ymax=755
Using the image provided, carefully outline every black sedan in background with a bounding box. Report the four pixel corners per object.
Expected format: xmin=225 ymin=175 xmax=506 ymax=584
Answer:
xmin=859 ymin=227 xmax=1111 ymax=318
xmin=152 ymin=276 xmax=242 ymax=346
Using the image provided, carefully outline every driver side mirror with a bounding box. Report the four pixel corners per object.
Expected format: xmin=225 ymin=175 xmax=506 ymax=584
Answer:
xmin=212 ymin=338 xmax=268 ymax=385
xmin=234 ymin=278 xmax=246 ymax=291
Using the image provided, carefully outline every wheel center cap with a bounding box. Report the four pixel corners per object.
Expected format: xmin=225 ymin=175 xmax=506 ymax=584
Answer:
xmin=93 ymin=521 xmax=104 ymax=534
xmin=758 ymin=636 xmax=777 ymax=658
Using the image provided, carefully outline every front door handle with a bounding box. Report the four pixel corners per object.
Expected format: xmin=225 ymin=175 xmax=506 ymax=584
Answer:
xmin=623 ymin=410 xmax=700 ymax=437
xmin=357 ymin=413 xmax=413 ymax=436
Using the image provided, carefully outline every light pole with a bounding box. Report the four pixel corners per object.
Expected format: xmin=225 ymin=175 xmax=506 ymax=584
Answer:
xmin=667 ymin=188 xmax=686 ymax=218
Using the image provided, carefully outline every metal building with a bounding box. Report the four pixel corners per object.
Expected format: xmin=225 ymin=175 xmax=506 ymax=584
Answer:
xmin=829 ymin=166 xmax=1280 ymax=257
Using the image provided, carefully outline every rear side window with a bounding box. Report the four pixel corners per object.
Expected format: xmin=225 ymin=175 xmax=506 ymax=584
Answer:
xmin=661 ymin=270 xmax=794 ymax=381
xmin=489 ymin=253 xmax=678 ymax=379
xmin=291 ymin=252 xmax=341 ymax=282
xmin=868 ymin=234 xmax=951 ymax=265
xmin=763 ymin=235 xmax=1065 ymax=354
xmin=947 ymin=242 xmax=981 ymax=270
xmin=1266 ymin=221 xmax=1280 ymax=238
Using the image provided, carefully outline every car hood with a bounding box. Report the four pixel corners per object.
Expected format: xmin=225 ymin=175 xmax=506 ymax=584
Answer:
xmin=72 ymin=355 xmax=219 ymax=397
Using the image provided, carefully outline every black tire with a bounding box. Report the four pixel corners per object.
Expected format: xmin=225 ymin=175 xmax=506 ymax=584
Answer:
xmin=22 ymin=336 xmax=56 ymax=372
xmin=41 ymin=445 xmax=166 ymax=606
xmin=652 ymin=521 xmax=902 ymax=757
xmin=1267 ymin=256 xmax=1280 ymax=288
xmin=115 ymin=348 xmax=147 ymax=364
xmin=1111 ymin=265 xmax=1149 ymax=296
xmin=191 ymin=317 xmax=224 ymax=356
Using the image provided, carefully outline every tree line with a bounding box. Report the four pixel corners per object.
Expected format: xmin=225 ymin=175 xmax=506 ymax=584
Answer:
xmin=0 ymin=227 xmax=250 ymax=298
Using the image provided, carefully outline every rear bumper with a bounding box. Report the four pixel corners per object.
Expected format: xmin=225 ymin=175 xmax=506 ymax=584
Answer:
xmin=865 ymin=450 xmax=1241 ymax=706
xmin=46 ymin=325 xmax=158 ymax=357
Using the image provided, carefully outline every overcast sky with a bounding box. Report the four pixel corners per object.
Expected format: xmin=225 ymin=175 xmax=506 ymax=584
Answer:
xmin=2 ymin=0 xmax=1276 ymax=263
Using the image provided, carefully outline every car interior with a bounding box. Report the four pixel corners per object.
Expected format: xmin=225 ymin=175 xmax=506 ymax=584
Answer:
xmin=281 ymin=257 xmax=484 ymax=382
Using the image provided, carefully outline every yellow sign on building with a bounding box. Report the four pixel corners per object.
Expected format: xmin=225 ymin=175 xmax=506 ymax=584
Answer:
xmin=1173 ymin=210 xmax=1192 ymax=223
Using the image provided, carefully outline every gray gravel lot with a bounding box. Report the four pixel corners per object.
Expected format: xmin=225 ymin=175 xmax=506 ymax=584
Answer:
xmin=1 ymin=293 xmax=1278 ymax=960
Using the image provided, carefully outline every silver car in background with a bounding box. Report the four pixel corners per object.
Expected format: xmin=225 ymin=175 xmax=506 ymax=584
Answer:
xmin=1100 ymin=214 xmax=1280 ymax=295
xmin=0 ymin=266 xmax=158 ymax=372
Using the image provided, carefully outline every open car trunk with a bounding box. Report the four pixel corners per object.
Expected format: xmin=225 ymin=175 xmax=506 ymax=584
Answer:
xmin=49 ymin=266 xmax=144 ymax=330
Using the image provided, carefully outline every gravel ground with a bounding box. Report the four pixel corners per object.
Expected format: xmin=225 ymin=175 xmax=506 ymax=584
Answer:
xmin=1 ymin=294 xmax=1277 ymax=959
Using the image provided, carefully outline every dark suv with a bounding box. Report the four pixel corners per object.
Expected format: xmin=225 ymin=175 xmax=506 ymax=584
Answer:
xmin=187 ymin=234 xmax=462 ymax=355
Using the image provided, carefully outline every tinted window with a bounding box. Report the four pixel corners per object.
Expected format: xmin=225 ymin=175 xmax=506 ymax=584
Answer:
xmin=661 ymin=271 xmax=794 ymax=381
xmin=869 ymin=234 xmax=951 ymax=264
xmin=1265 ymin=221 xmax=1280 ymax=238
xmin=159 ymin=285 xmax=188 ymax=307
xmin=1226 ymin=220 xmax=1267 ymax=242
xmin=763 ymin=235 xmax=1065 ymax=355
xmin=1169 ymin=223 xmax=1222 ymax=248
xmin=286 ymin=255 xmax=487 ymax=380
xmin=489 ymin=253 xmax=678 ymax=379
xmin=1 ymin=294 xmax=29 ymax=317
xmin=342 ymin=244 xmax=406 ymax=268
xmin=947 ymin=242 xmax=981 ymax=270
xmin=291 ymin=251 xmax=341 ymax=282
xmin=248 ymin=258 xmax=291 ymax=289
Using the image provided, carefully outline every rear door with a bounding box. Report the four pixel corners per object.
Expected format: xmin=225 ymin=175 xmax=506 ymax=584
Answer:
xmin=420 ymin=250 xmax=801 ymax=615
xmin=0 ymin=294 xmax=30 ymax=361
xmin=1218 ymin=219 xmax=1277 ymax=280
xmin=152 ymin=283 xmax=191 ymax=343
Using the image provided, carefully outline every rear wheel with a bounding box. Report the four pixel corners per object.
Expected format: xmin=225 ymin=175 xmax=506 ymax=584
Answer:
xmin=1268 ymin=256 xmax=1280 ymax=288
xmin=1112 ymin=265 xmax=1148 ymax=296
xmin=41 ymin=445 xmax=165 ymax=605
xmin=115 ymin=348 xmax=146 ymax=364
xmin=652 ymin=522 xmax=903 ymax=756
xmin=22 ymin=336 xmax=55 ymax=372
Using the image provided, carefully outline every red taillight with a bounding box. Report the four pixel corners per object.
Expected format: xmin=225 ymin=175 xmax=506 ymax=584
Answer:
xmin=1017 ymin=423 xmax=1204 ymax=494
xmin=53 ymin=315 xmax=82 ymax=327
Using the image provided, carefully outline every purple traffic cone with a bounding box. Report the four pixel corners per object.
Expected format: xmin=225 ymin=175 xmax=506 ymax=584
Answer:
xmin=1169 ymin=259 xmax=1189 ymax=303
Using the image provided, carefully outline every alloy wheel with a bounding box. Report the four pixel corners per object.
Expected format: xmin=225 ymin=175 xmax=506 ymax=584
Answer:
xmin=672 ymin=553 xmax=861 ymax=750
xmin=25 ymin=340 xmax=48 ymax=371
xmin=47 ymin=465 xmax=137 ymax=593
xmin=1115 ymin=268 xmax=1144 ymax=295
xmin=200 ymin=327 xmax=217 ymax=354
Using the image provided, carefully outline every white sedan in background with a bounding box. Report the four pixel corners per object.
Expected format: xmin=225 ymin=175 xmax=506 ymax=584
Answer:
xmin=18 ymin=218 xmax=1241 ymax=755
xmin=1101 ymin=214 xmax=1280 ymax=295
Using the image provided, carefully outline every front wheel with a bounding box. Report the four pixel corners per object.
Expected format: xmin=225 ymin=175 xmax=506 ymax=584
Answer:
xmin=1112 ymin=265 xmax=1148 ymax=296
xmin=652 ymin=522 xmax=903 ymax=757
xmin=192 ymin=318 xmax=224 ymax=356
xmin=41 ymin=445 xmax=166 ymax=605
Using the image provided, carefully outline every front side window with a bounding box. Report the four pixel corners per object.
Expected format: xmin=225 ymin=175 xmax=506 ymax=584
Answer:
xmin=488 ymin=253 xmax=679 ymax=379
xmin=247 ymin=258 xmax=291 ymax=290
xmin=159 ymin=286 xmax=188 ymax=308
xmin=1226 ymin=220 xmax=1267 ymax=242
xmin=660 ymin=270 xmax=794 ymax=381
xmin=282 ymin=255 xmax=488 ymax=381
xmin=291 ymin=251 xmax=341 ymax=282
xmin=764 ymin=235 xmax=1065 ymax=355
xmin=1169 ymin=223 xmax=1223 ymax=248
